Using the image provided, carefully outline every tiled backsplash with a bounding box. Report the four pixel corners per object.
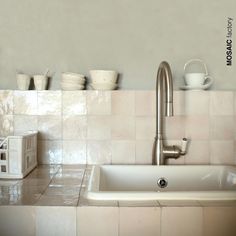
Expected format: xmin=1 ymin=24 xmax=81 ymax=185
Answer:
xmin=0 ymin=90 xmax=236 ymax=165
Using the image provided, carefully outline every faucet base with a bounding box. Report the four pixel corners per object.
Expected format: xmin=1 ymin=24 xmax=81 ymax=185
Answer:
xmin=152 ymin=137 xmax=184 ymax=165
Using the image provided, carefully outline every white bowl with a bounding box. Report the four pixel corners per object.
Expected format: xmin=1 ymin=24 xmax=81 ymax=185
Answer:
xmin=61 ymin=83 xmax=84 ymax=90
xmin=89 ymin=70 xmax=118 ymax=84
xmin=61 ymin=87 xmax=84 ymax=91
xmin=62 ymin=72 xmax=85 ymax=84
xmin=61 ymin=78 xmax=85 ymax=85
xmin=90 ymin=83 xmax=117 ymax=91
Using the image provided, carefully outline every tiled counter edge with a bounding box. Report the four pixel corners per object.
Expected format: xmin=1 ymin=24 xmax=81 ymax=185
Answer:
xmin=1 ymin=166 xmax=236 ymax=236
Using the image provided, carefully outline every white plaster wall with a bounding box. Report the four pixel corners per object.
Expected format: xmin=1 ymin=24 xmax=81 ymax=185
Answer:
xmin=0 ymin=0 xmax=235 ymax=89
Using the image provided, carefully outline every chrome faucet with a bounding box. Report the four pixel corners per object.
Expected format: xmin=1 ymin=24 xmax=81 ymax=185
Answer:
xmin=152 ymin=61 xmax=188 ymax=165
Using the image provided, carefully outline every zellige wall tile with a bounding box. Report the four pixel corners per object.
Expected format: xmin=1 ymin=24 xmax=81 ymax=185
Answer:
xmin=63 ymin=115 xmax=87 ymax=140
xmin=210 ymin=91 xmax=234 ymax=116
xmin=14 ymin=91 xmax=37 ymax=115
xmin=111 ymin=141 xmax=135 ymax=164
xmin=0 ymin=90 xmax=13 ymax=115
xmin=111 ymin=91 xmax=135 ymax=115
xmin=38 ymin=91 xmax=61 ymax=115
xmin=62 ymin=91 xmax=86 ymax=115
xmin=87 ymin=91 xmax=111 ymax=115
xmin=135 ymin=91 xmax=155 ymax=116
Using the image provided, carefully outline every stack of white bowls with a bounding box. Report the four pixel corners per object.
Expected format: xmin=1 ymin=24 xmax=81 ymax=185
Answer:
xmin=61 ymin=72 xmax=85 ymax=90
xmin=89 ymin=70 xmax=118 ymax=90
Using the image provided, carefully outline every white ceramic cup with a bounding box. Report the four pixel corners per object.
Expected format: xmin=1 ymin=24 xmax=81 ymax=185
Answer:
xmin=184 ymin=73 xmax=213 ymax=87
xmin=33 ymin=75 xmax=48 ymax=90
xmin=16 ymin=74 xmax=31 ymax=90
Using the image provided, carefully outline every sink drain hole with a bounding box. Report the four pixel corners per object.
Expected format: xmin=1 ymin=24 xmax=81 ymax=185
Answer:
xmin=157 ymin=178 xmax=168 ymax=188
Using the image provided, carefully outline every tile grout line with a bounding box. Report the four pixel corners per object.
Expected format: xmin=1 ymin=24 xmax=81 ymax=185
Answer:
xmin=76 ymin=167 xmax=86 ymax=207
xmin=61 ymin=91 xmax=64 ymax=165
xmin=33 ymin=165 xmax=60 ymax=206
xmin=208 ymin=92 xmax=211 ymax=165
xmin=118 ymin=205 xmax=120 ymax=236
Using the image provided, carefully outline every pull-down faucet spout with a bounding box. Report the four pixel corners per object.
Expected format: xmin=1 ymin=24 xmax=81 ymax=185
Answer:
xmin=155 ymin=61 xmax=173 ymax=136
xmin=152 ymin=61 xmax=188 ymax=165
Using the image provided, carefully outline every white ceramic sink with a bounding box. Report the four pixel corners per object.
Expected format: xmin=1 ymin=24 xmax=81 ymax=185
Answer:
xmin=85 ymin=165 xmax=236 ymax=201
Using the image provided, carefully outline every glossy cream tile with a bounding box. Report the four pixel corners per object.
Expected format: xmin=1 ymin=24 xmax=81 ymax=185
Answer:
xmin=38 ymin=140 xmax=63 ymax=164
xmin=210 ymin=116 xmax=234 ymax=140
xmin=20 ymin=178 xmax=51 ymax=187
xmin=165 ymin=116 xmax=186 ymax=140
xmin=135 ymin=91 xmax=155 ymax=116
xmin=0 ymin=90 xmax=13 ymax=115
xmin=36 ymin=206 xmax=76 ymax=236
xmin=87 ymin=140 xmax=111 ymax=164
xmin=38 ymin=115 xmax=61 ymax=140
xmin=0 ymin=206 xmax=35 ymax=236
xmin=62 ymin=141 xmax=86 ymax=164
xmin=44 ymin=185 xmax=81 ymax=196
xmin=185 ymin=115 xmax=209 ymax=140
xmin=111 ymin=141 xmax=135 ymax=164
xmin=111 ymin=116 xmax=135 ymax=140
xmin=210 ymin=91 xmax=234 ymax=115
xmin=173 ymin=91 xmax=186 ymax=115
xmin=36 ymin=195 xmax=78 ymax=206
xmin=136 ymin=117 xmax=155 ymax=139
xmin=111 ymin=91 xmax=135 ymax=115
xmin=37 ymin=91 xmax=61 ymax=115
xmin=184 ymin=91 xmax=209 ymax=115
xmin=0 ymin=115 xmax=13 ymax=136
xmin=87 ymin=91 xmax=111 ymax=115
xmin=12 ymin=185 xmax=47 ymax=195
xmin=13 ymin=194 xmax=41 ymax=205
xmin=31 ymin=164 xmax=60 ymax=177
xmin=161 ymin=207 xmax=203 ymax=236
xmin=13 ymin=91 xmax=37 ymax=115
xmin=63 ymin=115 xmax=87 ymax=140
xmin=13 ymin=115 xmax=37 ymax=135
xmin=210 ymin=141 xmax=234 ymax=164
xmin=203 ymin=207 xmax=236 ymax=236
xmin=119 ymin=207 xmax=161 ymax=236
xmin=87 ymin=116 xmax=111 ymax=139
xmin=50 ymin=176 xmax=83 ymax=186
xmin=62 ymin=91 xmax=86 ymax=115
xmin=185 ymin=140 xmax=210 ymax=164
xmin=26 ymin=165 xmax=59 ymax=180
xmin=135 ymin=140 xmax=153 ymax=164
xmin=77 ymin=207 xmax=119 ymax=236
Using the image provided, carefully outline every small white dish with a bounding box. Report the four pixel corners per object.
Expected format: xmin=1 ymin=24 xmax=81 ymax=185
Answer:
xmin=61 ymin=87 xmax=85 ymax=91
xmin=180 ymin=83 xmax=211 ymax=91
xmin=90 ymin=83 xmax=117 ymax=90
xmin=90 ymin=70 xmax=118 ymax=84
xmin=61 ymin=78 xmax=85 ymax=85
xmin=61 ymin=83 xmax=84 ymax=90
xmin=62 ymin=72 xmax=85 ymax=84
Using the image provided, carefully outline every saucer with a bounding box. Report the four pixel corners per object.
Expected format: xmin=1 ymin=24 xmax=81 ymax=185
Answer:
xmin=180 ymin=83 xmax=211 ymax=91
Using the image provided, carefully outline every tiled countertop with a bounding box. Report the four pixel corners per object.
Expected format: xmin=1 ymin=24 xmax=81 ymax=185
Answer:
xmin=1 ymin=165 xmax=236 ymax=207
xmin=0 ymin=165 xmax=87 ymax=206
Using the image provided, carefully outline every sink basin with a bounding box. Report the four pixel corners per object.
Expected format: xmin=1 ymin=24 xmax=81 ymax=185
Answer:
xmin=85 ymin=165 xmax=236 ymax=201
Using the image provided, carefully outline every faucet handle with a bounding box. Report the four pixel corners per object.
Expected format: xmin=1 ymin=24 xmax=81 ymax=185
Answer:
xmin=180 ymin=138 xmax=188 ymax=155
